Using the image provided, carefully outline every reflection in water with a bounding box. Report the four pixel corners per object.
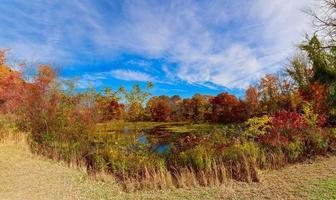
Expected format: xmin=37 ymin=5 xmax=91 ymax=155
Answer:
xmin=101 ymin=124 xmax=204 ymax=155
xmin=138 ymin=135 xmax=148 ymax=144
xmin=152 ymin=144 xmax=171 ymax=154
xmin=138 ymin=134 xmax=171 ymax=154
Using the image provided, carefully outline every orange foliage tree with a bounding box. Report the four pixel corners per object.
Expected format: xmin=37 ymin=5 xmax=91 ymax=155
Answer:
xmin=245 ymin=86 xmax=259 ymax=117
xmin=146 ymin=96 xmax=172 ymax=121
xmin=211 ymin=92 xmax=241 ymax=123
xmin=0 ymin=51 xmax=25 ymax=113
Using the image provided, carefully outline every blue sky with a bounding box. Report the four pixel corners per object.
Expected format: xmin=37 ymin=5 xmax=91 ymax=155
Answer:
xmin=0 ymin=0 xmax=315 ymax=98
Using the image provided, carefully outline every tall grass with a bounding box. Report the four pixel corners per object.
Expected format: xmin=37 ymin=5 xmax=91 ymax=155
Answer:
xmin=0 ymin=115 xmax=26 ymax=144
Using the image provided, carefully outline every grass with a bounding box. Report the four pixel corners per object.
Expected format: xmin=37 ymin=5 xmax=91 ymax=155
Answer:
xmin=96 ymin=121 xmax=186 ymax=132
xmin=96 ymin=121 xmax=225 ymax=134
xmin=1 ymin=138 xmax=336 ymax=200
xmin=303 ymin=179 xmax=336 ymax=200
xmin=164 ymin=123 xmax=225 ymax=133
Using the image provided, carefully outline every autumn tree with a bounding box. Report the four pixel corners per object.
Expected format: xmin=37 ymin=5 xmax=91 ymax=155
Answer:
xmin=127 ymin=101 xmax=144 ymax=122
xmin=288 ymin=35 xmax=336 ymax=122
xmin=120 ymin=82 xmax=153 ymax=121
xmin=211 ymin=92 xmax=240 ymax=123
xmin=244 ymin=86 xmax=259 ymax=117
xmin=301 ymin=36 xmax=336 ymax=85
xmin=181 ymin=98 xmax=194 ymax=122
xmin=95 ymin=87 xmax=124 ymax=121
xmin=285 ymin=54 xmax=313 ymax=90
xmin=306 ymin=0 xmax=336 ymax=121
xmin=146 ymin=96 xmax=172 ymax=121
xmin=20 ymin=65 xmax=96 ymax=147
xmin=258 ymin=74 xmax=281 ymax=114
xmin=0 ymin=50 xmax=25 ymax=113
xmin=190 ymin=94 xmax=211 ymax=122
xmin=106 ymin=99 xmax=124 ymax=120
xmin=169 ymin=95 xmax=183 ymax=121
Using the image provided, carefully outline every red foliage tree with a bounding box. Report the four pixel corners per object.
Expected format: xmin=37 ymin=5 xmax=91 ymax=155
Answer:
xmin=147 ymin=96 xmax=172 ymax=122
xmin=300 ymin=81 xmax=330 ymax=115
xmin=211 ymin=92 xmax=241 ymax=123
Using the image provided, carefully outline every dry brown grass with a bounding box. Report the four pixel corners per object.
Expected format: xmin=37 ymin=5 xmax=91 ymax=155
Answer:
xmin=119 ymin=162 xmax=229 ymax=191
xmin=1 ymin=134 xmax=336 ymax=199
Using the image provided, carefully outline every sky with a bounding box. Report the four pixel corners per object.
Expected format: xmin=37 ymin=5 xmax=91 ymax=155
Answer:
xmin=0 ymin=0 xmax=316 ymax=98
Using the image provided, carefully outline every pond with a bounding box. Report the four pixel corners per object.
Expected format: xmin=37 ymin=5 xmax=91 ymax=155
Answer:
xmin=94 ymin=122 xmax=221 ymax=156
xmin=89 ymin=121 xmax=247 ymax=183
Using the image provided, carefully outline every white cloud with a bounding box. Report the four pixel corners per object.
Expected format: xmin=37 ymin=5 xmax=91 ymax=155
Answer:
xmin=110 ymin=69 xmax=155 ymax=82
xmin=75 ymin=69 xmax=156 ymax=89
xmin=98 ymin=0 xmax=315 ymax=88
xmin=75 ymin=73 xmax=107 ymax=89
xmin=0 ymin=0 xmax=316 ymax=89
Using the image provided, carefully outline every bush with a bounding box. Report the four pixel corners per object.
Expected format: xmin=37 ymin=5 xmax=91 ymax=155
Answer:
xmin=303 ymin=128 xmax=329 ymax=156
xmin=327 ymin=128 xmax=336 ymax=152
xmin=219 ymin=142 xmax=261 ymax=182
xmin=258 ymin=111 xmax=306 ymax=148
xmin=286 ymin=140 xmax=303 ymax=161
xmin=243 ymin=115 xmax=271 ymax=139
xmin=179 ymin=144 xmax=212 ymax=170
xmin=302 ymin=103 xmax=319 ymax=128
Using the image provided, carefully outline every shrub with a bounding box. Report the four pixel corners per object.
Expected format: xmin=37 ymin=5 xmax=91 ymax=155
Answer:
xmin=258 ymin=111 xmax=306 ymax=148
xmin=327 ymin=128 xmax=336 ymax=152
xmin=219 ymin=142 xmax=260 ymax=182
xmin=302 ymin=103 xmax=319 ymax=128
xmin=179 ymin=144 xmax=212 ymax=170
xmin=303 ymin=128 xmax=329 ymax=156
xmin=243 ymin=115 xmax=271 ymax=139
xmin=286 ymin=140 xmax=303 ymax=161
xmin=11 ymin=66 xmax=98 ymax=166
xmin=271 ymin=111 xmax=306 ymax=137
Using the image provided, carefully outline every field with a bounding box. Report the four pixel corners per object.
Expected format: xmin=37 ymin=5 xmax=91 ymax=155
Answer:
xmin=1 ymin=140 xmax=336 ymax=200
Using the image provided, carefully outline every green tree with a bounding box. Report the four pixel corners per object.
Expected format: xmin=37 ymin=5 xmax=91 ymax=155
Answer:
xmin=191 ymin=94 xmax=210 ymax=122
xmin=300 ymin=36 xmax=336 ymax=122
xmin=120 ymin=82 xmax=153 ymax=121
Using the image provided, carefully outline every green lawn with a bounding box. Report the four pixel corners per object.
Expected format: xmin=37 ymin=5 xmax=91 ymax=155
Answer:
xmin=304 ymin=179 xmax=336 ymax=200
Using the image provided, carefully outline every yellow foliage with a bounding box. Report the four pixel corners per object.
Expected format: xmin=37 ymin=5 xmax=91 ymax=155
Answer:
xmin=243 ymin=115 xmax=271 ymax=139
xmin=302 ymin=103 xmax=318 ymax=128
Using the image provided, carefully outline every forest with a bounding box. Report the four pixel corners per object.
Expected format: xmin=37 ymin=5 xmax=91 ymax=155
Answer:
xmin=1 ymin=0 xmax=336 ymax=192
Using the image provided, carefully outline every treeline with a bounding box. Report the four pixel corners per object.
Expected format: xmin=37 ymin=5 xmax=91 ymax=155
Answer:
xmin=1 ymin=31 xmax=335 ymax=146
xmin=94 ymin=39 xmax=336 ymax=125
xmin=0 ymin=34 xmax=335 ymax=127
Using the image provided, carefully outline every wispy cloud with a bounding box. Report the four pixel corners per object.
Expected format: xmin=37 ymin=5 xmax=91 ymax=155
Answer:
xmin=0 ymin=0 xmax=316 ymax=89
xmin=110 ymin=69 xmax=155 ymax=82
xmin=76 ymin=73 xmax=108 ymax=89
xmin=74 ymin=69 xmax=156 ymax=89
